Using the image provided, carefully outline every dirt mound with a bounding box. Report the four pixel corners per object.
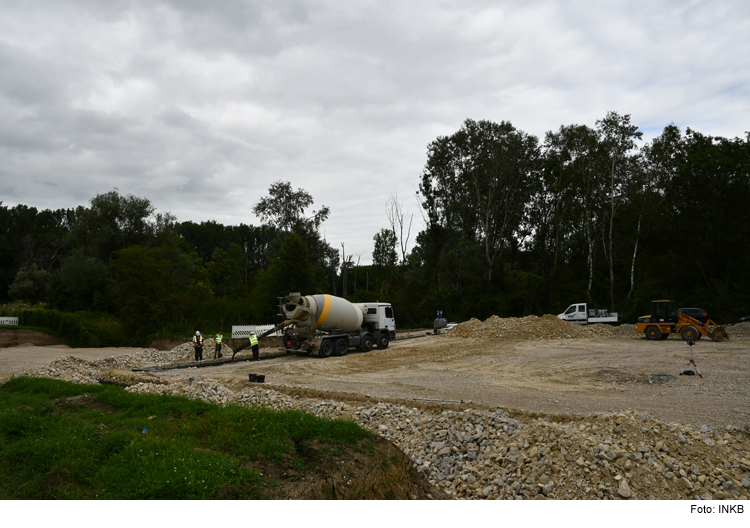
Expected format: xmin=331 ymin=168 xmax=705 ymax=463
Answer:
xmin=0 ymin=328 xmax=66 ymax=347
xmin=610 ymin=324 xmax=640 ymax=338
xmin=448 ymin=314 xmax=614 ymax=340
xmin=96 ymin=368 xmax=167 ymax=386
xmin=246 ymin=436 xmax=446 ymax=499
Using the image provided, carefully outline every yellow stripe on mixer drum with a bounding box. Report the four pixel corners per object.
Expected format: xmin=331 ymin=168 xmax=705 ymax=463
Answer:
xmin=316 ymin=294 xmax=331 ymax=328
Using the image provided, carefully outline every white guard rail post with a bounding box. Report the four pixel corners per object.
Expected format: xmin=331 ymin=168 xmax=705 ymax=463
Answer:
xmin=232 ymin=325 xmax=283 ymax=339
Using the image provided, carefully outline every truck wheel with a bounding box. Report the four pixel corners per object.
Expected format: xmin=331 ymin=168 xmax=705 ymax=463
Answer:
xmin=645 ymin=326 xmax=662 ymax=340
xmin=681 ymin=326 xmax=699 ymax=341
xmin=319 ymin=340 xmax=333 ymax=358
xmin=361 ymin=334 xmax=373 ymax=352
xmin=334 ymin=338 xmax=348 ymax=356
xmin=377 ymin=333 xmax=390 ymax=349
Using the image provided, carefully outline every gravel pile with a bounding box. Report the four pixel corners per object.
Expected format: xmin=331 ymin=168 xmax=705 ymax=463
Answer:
xmin=448 ymin=315 xmax=615 ymax=340
xmin=727 ymin=322 xmax=750 ymax=338
xmin=22 ymin=340 xmax=236 ymax=383
xmin=168 ymin=338 xmax=234 ymax=359
xmin=609 ymin=324 xmax=640 ymax=338
xmin=28 ymin=355 xmax=102 ymax=384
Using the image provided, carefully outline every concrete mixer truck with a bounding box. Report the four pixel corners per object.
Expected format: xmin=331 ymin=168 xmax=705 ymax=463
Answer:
xmin=275 ymin=292 xmax=396 ymax=358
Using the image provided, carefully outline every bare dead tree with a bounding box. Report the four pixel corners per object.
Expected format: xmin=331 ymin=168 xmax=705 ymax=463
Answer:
xmin=353 ymin=254 xmax=361 ymax=293
xmin=385 ymin=193 xmax=413 ymax=279
xmin=340 ymin=242 xmax=353 ymax=297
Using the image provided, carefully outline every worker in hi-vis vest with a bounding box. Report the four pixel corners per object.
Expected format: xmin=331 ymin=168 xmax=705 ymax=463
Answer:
xmin=215 ymin=331 xmax=224 ymax=359
xmin=250 ymin=332 xmax=259 ymax=361
xmin=192 ymin=331 xmax=203 ymax=361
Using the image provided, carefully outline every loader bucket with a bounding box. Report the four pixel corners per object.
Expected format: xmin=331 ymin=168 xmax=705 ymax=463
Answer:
xmin=707 ymin=325 xmax=729 ymax=342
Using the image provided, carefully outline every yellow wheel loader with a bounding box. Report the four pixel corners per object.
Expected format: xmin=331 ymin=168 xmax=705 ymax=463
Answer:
xmin=635 ymin=300 xmax=729 ymax=342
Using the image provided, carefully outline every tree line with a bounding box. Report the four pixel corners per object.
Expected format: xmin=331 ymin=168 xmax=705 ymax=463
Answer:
xmin=2 ymin=111 xmax=749 ymax=343
xmin=416 ymin=113 xmax=749 ymax=324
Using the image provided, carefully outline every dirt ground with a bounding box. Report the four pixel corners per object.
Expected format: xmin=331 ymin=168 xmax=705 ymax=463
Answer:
xmin=3 ymin=331 xmax=748 ymax=429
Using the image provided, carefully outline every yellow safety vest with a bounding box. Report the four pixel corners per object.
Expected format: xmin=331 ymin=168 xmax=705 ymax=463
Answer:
xmin=250 ymin=334 xmax=259 ymax=346
xmin=216 ymin=334 xmax=223 ymax=344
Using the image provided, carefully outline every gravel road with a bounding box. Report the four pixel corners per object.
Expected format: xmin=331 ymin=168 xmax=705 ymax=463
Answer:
xmin=4 ymin=330 xmax=747 ymax=429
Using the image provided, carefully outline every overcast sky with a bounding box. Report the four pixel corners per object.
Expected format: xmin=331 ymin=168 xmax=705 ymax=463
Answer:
xmin=1 ymin=0 xmax=748 ymax=262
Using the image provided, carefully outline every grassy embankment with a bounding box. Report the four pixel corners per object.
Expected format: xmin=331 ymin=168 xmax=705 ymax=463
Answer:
xmin=0 ymin=377 xmax=372 ymax=499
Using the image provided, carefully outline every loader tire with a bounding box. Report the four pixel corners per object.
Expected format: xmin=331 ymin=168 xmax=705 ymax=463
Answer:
xmin=681 ymin=326 xmax=699 ymax=341
xmin=645 ymin=325 xmax=662 ymax=340
xmin=319 ymin=340 xmax=333 ymax=358
xmin=334 ymin=338 xmax=348 ymax=356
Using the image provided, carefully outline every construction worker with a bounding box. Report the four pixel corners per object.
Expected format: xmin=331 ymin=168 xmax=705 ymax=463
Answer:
xmin=192 ymin=331 xmax=203 ymax=361
xmin=250 ymin=331 xmax=260 ymax=361
xmin=215 ymin=331 xmax=224 ymax=359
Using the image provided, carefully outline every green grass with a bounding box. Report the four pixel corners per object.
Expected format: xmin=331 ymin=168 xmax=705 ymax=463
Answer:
xmin=0 ymin=377 xmax=371 ymax=499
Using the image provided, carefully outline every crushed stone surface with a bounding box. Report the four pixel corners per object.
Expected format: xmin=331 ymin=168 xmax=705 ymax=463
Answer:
xmin=7 ymin=317 xmax=750 ymax=500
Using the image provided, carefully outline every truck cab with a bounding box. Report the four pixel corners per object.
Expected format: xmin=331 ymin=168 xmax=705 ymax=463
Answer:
xmin=559 ymin=303 xmax=589 ymax=323
xmin=360 ymin=302 xmax=396 ymax=340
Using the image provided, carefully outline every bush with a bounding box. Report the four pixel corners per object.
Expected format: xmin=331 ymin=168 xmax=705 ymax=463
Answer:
xmin=0 ymin=309 xmax=126 ymax=347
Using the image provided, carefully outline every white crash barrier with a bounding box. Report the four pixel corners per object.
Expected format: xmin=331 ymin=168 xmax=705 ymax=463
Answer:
xmin=232 ymin=324 xmax=283 ymax=339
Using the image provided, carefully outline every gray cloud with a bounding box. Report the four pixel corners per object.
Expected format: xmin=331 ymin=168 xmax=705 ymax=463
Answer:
xmin=1 ymin=0 xmax=748 ymax=261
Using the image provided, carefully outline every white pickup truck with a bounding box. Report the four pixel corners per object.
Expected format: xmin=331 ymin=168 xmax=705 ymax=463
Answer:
xmin=557 ymin=303 xmax=619 ymax=325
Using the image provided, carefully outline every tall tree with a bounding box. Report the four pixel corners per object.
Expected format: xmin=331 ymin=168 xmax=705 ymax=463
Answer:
xmin=69 ymin=190 xmax=171 ymax=262
xmin=205 ymin=244 xmax=244 ymax=297
xmin=110 ymin=245 xmax=211 ymax=334
xmin=0 ymin=203 xmax=70 ymax=301
xmin=50 ymin=249 xmax=113 ymax=312
xmin=372 ymin=228 xmax=398 ymax=285
xmin=420 ymin=119 xmax=539 ymax=288
xmin=252 ymin=180 xmax=335 ymax=286
xmin=8 ymin=264 xmax=50 ymax=303
xmin=253 ymin=181 xmax=330 ymax=234
xmin=596 ymin=112 xmax=642 ymax=312
xmin=252 ymin=233 xmax=322 ymax=319
xmin=541 ymin=124 xmax=606 ymax=303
